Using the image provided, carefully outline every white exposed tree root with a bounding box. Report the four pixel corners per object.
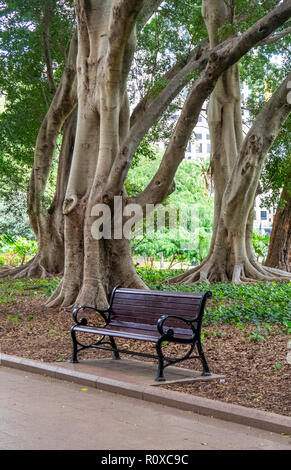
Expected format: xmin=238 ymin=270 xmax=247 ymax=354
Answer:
xmin=168 ymin=255 xmax=291 ymax=286
xmin=0 ymin=256 xmax=55 ymax=280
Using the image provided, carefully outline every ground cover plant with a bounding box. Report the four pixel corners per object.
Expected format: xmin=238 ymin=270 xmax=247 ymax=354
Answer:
xmin=0 ymin=270 xmax=290 ymax=418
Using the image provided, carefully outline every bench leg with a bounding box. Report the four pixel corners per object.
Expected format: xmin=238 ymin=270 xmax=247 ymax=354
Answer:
xmin=109 ymin=337 xmax=120 ymax=360
xmin=71 ymin=329 xmax=79 ymax=363
xmin=197 ymin=340 xmax=211 ymax=376
xmin=155 ymin=339 xmax=166 ymax=382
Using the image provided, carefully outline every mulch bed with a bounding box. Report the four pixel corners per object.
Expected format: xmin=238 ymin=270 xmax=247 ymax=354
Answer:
xmin=0 ymin=295 xmax=290 ymax=417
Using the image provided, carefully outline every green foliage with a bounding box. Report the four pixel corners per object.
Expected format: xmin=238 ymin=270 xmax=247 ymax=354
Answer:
xmin=252 ymin=230 xmax=270 ymax=263
xmin=1 ymin=270 xmax=290 ymax=333
xmin=126 ymin=150 xmax=214 ymax=264
xmin=0 ymin=233 xmax=37 ymax=265
xmin=0 ymin=192 xmax=34 ymax=239
xmin=0 ymin=277 xmax=60 ymax=303
xmin=137 ymin=268 xmax=291 ymax=325
xmin=0 ymin=0 xmax=74 ymax=198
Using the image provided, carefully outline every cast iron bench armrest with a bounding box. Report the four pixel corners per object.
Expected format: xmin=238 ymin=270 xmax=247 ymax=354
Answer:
xmin=72 ymin=286 xmax=121 ymax=326
xmin=72 ymin=305 xmax=109 ymax=326
xmin=157 ymin=314 xmax=195 ymax=339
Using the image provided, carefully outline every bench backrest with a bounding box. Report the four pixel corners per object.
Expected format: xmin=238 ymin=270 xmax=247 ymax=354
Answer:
xmin=109 ymin=287 xmax=211 ymax=332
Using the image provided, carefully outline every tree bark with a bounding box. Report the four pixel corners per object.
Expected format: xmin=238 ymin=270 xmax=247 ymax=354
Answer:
xmin=264 ymin=187 xmax=291 ymax=272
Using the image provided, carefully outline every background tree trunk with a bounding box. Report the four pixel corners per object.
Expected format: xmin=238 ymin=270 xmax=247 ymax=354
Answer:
xmin=265 ymin=187 xmax=291 ymax=272
xmin=0 ymin=35 xmax=77 ymax=279
xmin=170 ymin=0 xmax=291 ymax=285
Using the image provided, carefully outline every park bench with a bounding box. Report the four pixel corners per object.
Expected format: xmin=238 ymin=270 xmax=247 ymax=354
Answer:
xmin=71 ymin=287 xmax=212 ymax=382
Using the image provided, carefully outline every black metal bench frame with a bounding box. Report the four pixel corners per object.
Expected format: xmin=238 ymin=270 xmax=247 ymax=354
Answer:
xmin=71 ymin=286 xmax=212 ymax=382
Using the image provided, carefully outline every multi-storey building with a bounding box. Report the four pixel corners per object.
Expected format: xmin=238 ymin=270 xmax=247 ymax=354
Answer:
xmin=184 ymin=110 xmax=274 ymax=235
xmin=253 ymin=194 xmax=275 ymax=236
xmin=185 ymin=111 xmax=211 ymax=162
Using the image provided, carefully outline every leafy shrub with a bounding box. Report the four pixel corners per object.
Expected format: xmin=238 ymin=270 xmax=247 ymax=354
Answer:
xmin=252 ymin=230 xmax=270 ymax=262
xmin=138 ymin=268 xmax=291 ymax=325
xmin=0 ymin=233 xmax=37 ymax=266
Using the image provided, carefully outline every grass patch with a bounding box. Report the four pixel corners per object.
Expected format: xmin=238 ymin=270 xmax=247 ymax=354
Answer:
xmin=0 ymin=277 xmax=60 ymax=302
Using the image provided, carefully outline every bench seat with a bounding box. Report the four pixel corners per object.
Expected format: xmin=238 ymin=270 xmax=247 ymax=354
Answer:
xmin=71 ymin=286 xmax=212 ymax=381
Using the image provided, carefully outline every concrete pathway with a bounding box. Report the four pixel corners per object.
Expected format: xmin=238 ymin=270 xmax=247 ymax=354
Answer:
xmin=0 ymin=367 xmax=290 ymax=451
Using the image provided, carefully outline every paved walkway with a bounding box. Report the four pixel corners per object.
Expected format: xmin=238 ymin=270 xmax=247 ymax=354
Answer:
xmin=0 ymin=367 xmax=290 ymax=450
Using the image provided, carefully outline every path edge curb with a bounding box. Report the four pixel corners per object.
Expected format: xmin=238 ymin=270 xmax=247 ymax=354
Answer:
xmin=1 ymin=353 xmax=290 ymax=435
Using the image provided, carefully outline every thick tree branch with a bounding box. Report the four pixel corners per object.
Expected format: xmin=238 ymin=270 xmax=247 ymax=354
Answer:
xmin=28 ymin=31 xmax=78 ymax=235
xmin=130 ymin=38 xmax=209 ymax=128
xmin=257 ymin=25 xmax=291 ymax=46
xmin=224 ymin=72 xmax=291 ymax=230
xmin=106 ymin=40 xmax=220 ymax=192
xmin=41 ymin=1 xmax=57 ymax=93
xmin=107 ymin=0 xmax=291 ymax=200
xmin=130 ymin=0 xmax=291 ymax=207
xmin=137 ymin=0 xmax=163 ymax=28
xmin=107 ymin=0 xmax=145 ymax=79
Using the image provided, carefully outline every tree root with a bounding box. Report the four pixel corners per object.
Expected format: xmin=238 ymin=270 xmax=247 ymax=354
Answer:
xmin=0 ymin=256 xmax=53 ymax=280
xmin=45 ymin=279 xmax=81 ymax=309
xmin=168 ymin=256 xmax=291 ymax=285
xmin=46 ymin=269 xmax=148 ymax=309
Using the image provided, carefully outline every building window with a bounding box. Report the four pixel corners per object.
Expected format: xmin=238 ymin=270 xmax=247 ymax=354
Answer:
xmin=196 ymin=143 xmax=203 ymax=153
xmin=260 ymin=210 xmax=267 ymax=220
xmin=207 ymin=143 xmax=211 ymax=154
xmin=206 ymin=134 xmax=210 ymax=140
xmin=195 ymin=133 xmax=202 ymax=140
xmin=187 ymin=142 xmax=192 ymax=152
xmin=198 ymin=115 xmax=202 ymax=122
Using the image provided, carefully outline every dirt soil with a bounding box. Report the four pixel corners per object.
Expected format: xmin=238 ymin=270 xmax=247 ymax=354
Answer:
xmin=0 ymin=295 xmax=290 ymax=417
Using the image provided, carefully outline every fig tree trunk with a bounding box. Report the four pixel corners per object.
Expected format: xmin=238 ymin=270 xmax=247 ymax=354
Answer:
xmin=265 ymin=187 xmax=291 ymax=272
xmin=170 ymin=0 xmax=291 ymax=285
xmin=46 ymin=0 xmax=147 ymax=308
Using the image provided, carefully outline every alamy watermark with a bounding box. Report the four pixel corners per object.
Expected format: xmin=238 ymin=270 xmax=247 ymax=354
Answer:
xmin=90 ymin=196 xmax=201 ymax=252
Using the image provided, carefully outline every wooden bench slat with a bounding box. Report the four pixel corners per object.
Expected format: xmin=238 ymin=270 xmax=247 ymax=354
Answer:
xmin=115 ymin=288 xmax=205 ymax=298
xmin=110 ymin=305 xmax=200 ymax=321
xmin=74 ymin=324 xmax=193 ymax=342
xmin=113 ymin=293 xmax=203 ymax=304
xmin=110 ymin=320 xmax=192 ymax=338
xmin=110 ymin=312 xmax=197 ymax=328
xmin=74 ymin=324 xmax=160 ymax=342
xmin=112 ymin=298 xmax=202 ymax=309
